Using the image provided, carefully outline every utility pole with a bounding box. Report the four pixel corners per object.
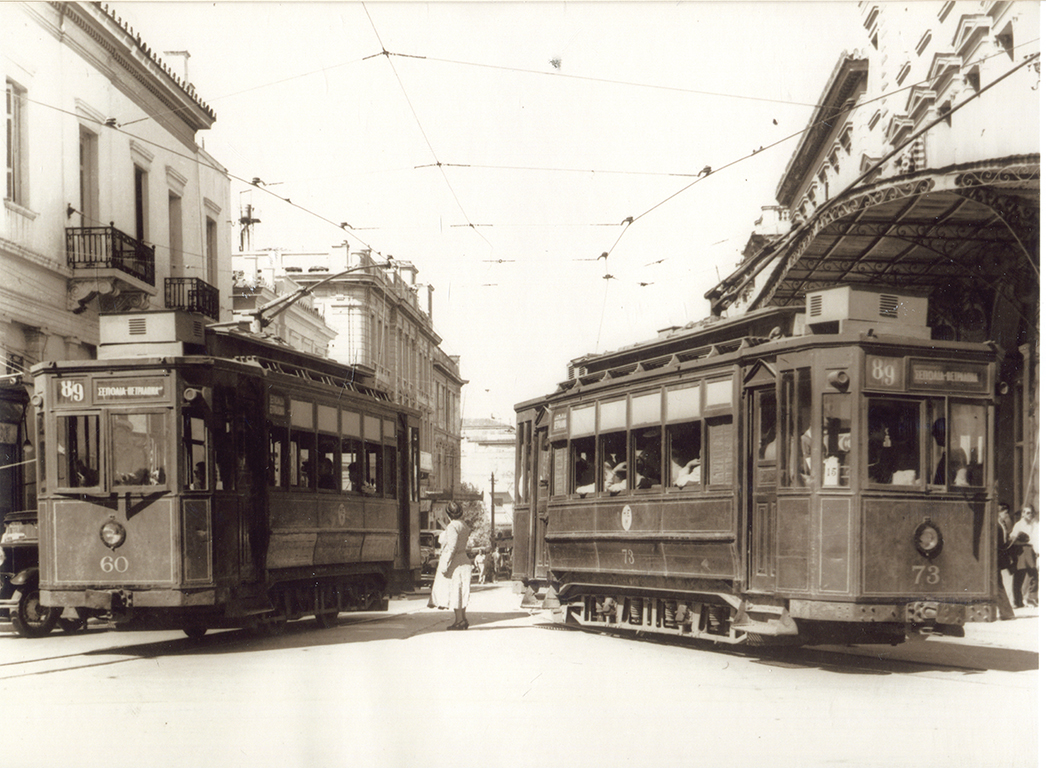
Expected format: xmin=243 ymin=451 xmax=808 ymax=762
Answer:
xmin=490 ymin=471 xmax=496 ymax=550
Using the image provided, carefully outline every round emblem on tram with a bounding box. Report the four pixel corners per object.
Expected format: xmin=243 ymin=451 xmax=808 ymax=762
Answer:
xmin=621 ymin=505 xmax=633 ymax=531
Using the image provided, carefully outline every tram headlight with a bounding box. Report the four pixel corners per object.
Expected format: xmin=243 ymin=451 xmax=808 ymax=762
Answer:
xmin=100 ymin=520 xmax=127 ymax=550
xmin=913 ymin=520 xmax=943 ymax=559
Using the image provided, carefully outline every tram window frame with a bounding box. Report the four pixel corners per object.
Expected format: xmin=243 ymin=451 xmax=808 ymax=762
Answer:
xmin=317 ymin=431 xmax=339 ymax=492
xmin=569 ymin=403 xmax=597 ymax=497
xmin=214 ymin=390 xmax=236 ymax=492
xmin=289 ymin=428 xmax=316 ymax=490
xmin=363 ymin=415 xmax=382 ymax=495
xmin=384 ymin=419 xmax=398 ymax=499
xmin=341 ymin=409 xmax=362 ymax=494
xmin=598 ymin=399 xmax=627 ymax=495
xmin=551 ymin=439 xmax=567 ymax=497
xmin=630 ymin=390 xmax=663 ymax=491
xmin=182 ymin=409 xmax=208 ymax=492
xmin=517 ymin=421 xmax=532 ymax=504
xmin=268 ymin=424 xmax=287 ymax=489
xmin=928 ymin=398 xmax=987 ymax=489
xmin=666 ymin=383 xmax=703 ymax=491
xmin=866 ymin=397 xmax=920 ymax=487
xmin=111 ymin=410 xmax=170 ymax=489
xmin=54 ymin=412 xmax=101 ymax=490
xmin=822 ymin=393 xmax=852 ymax=488
xmin=781 ymin=369 xmax=813 ymax=488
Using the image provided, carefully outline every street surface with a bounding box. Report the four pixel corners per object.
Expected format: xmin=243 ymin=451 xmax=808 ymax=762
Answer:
xmin=1 ymin=583 xmax=1038 ymax=768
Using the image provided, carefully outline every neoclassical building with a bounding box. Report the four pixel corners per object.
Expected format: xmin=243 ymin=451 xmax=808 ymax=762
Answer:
xmin=707 ymin=1 xmax=1038 ymax=509
xmin=1 ymin=2 xmax=232 ymax=518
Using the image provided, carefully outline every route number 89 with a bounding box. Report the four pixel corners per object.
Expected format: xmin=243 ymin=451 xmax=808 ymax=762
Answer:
xmin=870 ymin=358 xmax=897 ymax=386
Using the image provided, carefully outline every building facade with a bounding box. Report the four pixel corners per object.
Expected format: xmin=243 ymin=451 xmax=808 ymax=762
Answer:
xmin=707 ymin=0 xmax=1039 ymax=510
xmin=234 ymin=246 xmax=465 ymax=523
xmin=460 ymin=417 xmax=517 ymax=534
xmin=1 ymin=2 xmax=232 ymax=518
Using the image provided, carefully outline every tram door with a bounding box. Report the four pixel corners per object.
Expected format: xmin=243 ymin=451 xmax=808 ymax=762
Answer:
xmin=746 ymin=380 xmax=777 ymax=593
xmin=533 ymin=426 xmax=550 ymax=579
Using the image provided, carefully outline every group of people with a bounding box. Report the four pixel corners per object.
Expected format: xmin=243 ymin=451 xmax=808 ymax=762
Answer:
xmin=473 ymin=548 xmax=503 ymax=583
xmin=998 ymin=502 xmax=1038 ymax=617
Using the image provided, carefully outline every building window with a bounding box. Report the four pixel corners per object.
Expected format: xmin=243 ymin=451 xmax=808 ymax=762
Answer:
xmin=896 ymin=62 xmax=911 ymax=86
xmin=916 ymin=31 xmax=933 ymax=56
xmin=79 ymin=126 xmax=99 ymax=225
xmin=168 ymin=192 xmax=183 ymax=273
xmin=5 ymin=80 xmax=27 ymax=206
xmin=205 ymin=216 xmax=218 ymax=285
xmin=134 ymin=165 xmax=149 ymax=243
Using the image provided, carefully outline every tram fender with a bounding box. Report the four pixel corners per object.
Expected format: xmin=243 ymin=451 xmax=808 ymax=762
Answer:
xmin=733 ymin=603 xmax=799 ymax=636
xmin=8 ymin=566 xmax=38 ymax=588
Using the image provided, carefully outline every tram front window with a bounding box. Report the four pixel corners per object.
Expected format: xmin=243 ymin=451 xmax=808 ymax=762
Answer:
xmin=56 ymin=414 xmax=99 ymax=488
xmin=867 ymin=399 xmax=920 ymax=485
xmin=112 ymin=412 xmax=167 ymax=486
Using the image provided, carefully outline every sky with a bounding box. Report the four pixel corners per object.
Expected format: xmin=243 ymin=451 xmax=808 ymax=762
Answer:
xmin=109 ymin=1 xmax=870 ymax=422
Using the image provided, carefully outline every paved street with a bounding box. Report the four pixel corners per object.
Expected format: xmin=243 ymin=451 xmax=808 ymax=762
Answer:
xmin=1 ymin=583 xmax=1037 ymax=768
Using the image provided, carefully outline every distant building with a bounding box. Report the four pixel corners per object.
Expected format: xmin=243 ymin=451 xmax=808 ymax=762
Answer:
xmin=231 ymin=252 xmax=337 ymax=357
xmin=233 ymin=246 xmax=464 ymax=526
xmin=1 ymin=2 xmax=232 ymax=518
xmin=460 ymin=417 xmax=517 ymax=534
xmin=706 ymin=0 xmax=1039 ymax=510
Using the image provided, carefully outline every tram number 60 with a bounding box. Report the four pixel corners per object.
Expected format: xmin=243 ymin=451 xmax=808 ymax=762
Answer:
xmin=100 ymin=555 xmax=129 ymax=573
xmin=911 ymin=564 xmax=941 ymax=584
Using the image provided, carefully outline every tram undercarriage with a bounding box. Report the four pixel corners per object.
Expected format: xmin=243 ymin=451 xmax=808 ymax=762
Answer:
xmin=543 ymin=582 xmax=991 ymax=646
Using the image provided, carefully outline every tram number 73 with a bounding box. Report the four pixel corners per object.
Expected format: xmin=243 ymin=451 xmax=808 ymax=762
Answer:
xmin=911 ymin=564 xmax=941 ymax=585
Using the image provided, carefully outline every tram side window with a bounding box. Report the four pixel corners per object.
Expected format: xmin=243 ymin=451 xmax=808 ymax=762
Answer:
xmin=113 ymin=413 xmax=167 ymax=486
xmin=538 ymin=430 xmax=550 ymax=500
xmin=781 ymin=370 xmax=812 ymax=487
xmin=822 ymin=394 xmax=852 ymax=487
xmin=317 ymin=433 xmax=339 ymax=491
xmin=384 ymin=445 xmax=397 ymax=499
xmin=341 ymin=437 xmax=362 ymax=493
xmin=364 ymin=441 xmax=382 ymax=495
xmin=56 ymin=414 xmax=99 ymax=487
xmin=632 ymin=427 xmax=662 ymax=489
xmin=599 ymin=430 xmax=627 ymax=494
xmin=572 ymin=436 xmax=596 ymax=495
xmin=268 ymin=425 xmax=286 ymax=488
xmin=668 ymin=421 xmax=702 ymax=488
xmin=867 ymin=398 xmax=919 ymax=485
xmin=290 ymin=429 xmax=315 ymax=489
xmin=182 ymin=412 xmax=207 ymax=490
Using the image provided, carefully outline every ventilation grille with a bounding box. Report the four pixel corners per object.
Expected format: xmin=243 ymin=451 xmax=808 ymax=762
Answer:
xmin=879 ymin=294 xmax=899 ymax=318
xmin=128 ymin=317 xmax=147 ymax=336
xmin=809 ymin=294 xmax=823 ymax=317
xmin=193 ymin=320 xmax=204 ymax=336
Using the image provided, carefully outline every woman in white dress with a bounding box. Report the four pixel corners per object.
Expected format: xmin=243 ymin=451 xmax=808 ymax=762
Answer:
xmin=431 ymin=501 xmax=473 ymax=629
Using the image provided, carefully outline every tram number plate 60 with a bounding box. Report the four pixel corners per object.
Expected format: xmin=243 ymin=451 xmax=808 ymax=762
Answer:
xmin=911 ymin=564 xmax=941 ymax=584
xmin=100 ymin=555 xmax=130 ymax=573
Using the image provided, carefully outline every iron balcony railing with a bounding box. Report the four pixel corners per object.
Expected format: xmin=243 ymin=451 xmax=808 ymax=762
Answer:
xmin=66 ymin=225 xmax=156 ymax=286
xmin=165 ymin=277 xmax=220 ymax=321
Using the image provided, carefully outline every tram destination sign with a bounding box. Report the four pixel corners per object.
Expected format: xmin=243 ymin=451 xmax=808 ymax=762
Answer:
xmin=908 ymin=360 xmax=989 ymax=393
xmin=94 ymin=377 xmax=167 ymax=401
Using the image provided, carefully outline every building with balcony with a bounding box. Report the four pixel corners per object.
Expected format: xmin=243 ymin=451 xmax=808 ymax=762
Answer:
xmin=460 ymin=417 xmax=517 ymax=535
xmin=1 ymin=2 xmax=232 ymax=517
xmin=706 ymin=0 xmax=1038 ymax=509
xmin=234 ymin=246 xmax=464 ymax=524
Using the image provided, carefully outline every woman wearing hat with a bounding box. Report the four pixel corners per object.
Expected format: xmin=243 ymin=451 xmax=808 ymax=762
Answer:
xmin=434 ymin=500 xmax=473 ymax=629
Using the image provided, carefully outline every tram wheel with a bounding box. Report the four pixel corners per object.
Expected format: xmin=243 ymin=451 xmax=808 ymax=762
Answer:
xmin=183 ymin=625 xmax=208 ymax=640
xmin=11 ymin=588 xmax=60 ymax=638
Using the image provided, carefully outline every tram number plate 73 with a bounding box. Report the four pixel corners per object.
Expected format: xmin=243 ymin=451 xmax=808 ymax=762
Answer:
xmin=622 ymin=549 xmax=635 ymax=565
xmin=911 ymin=564 xmax=941 ymax=584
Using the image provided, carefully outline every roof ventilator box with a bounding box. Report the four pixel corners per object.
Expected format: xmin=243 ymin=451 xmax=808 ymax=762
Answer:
xmin=98 ymin=310 xmax=207 ymax=359
xmin=804 ymin=286 xmax=930 ymax=339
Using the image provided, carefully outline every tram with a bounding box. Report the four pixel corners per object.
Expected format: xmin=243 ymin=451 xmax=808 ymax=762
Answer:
xmin=33 ymin=310 xmax=421 ymax=637
xmin=514 ymin=285 xmax=999 ymax=645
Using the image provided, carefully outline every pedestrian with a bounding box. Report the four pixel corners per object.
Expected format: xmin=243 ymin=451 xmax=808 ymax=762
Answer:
xmin=997 ymin=504 xmax=1016 ymax=620
xmin=432 ymin=501 xmax=473 ymax=629
xmin=491 ymin=548 xmax=502 ymax=582
xmin=475 ymin=549 xmax=488 ymax=584
xmin=1010 ymin=504 xmax=1038 ymax=608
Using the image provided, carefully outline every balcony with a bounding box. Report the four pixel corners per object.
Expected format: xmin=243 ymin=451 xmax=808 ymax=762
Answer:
xmin=165 ymin=277 xmax=219 ymax=321
xmin=66 ymin=225 xmax=156 ymax=285
xmin=66 ymin=225 xmax=158 ymax=313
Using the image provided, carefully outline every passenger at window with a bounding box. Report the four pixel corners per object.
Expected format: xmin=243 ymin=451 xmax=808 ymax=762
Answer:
xmin=575 ymin=451 xmax=596 ymax=495
xmin=190 ymin=461 xmax=206 ymax=490
xmin=931 ymin=418 xmax=968 ymax=486
xmin=670 ymin=448 xmax=701 ymax=488
xmin=868 ymin=409 xmax=918 ymax=484
xmin=317 ymin=458 xmax=337 ymax=489
xmin=634 ymin=434 xmax=661 ymax=489
xmin=604 ymin=455 xmax=626 ymax=494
